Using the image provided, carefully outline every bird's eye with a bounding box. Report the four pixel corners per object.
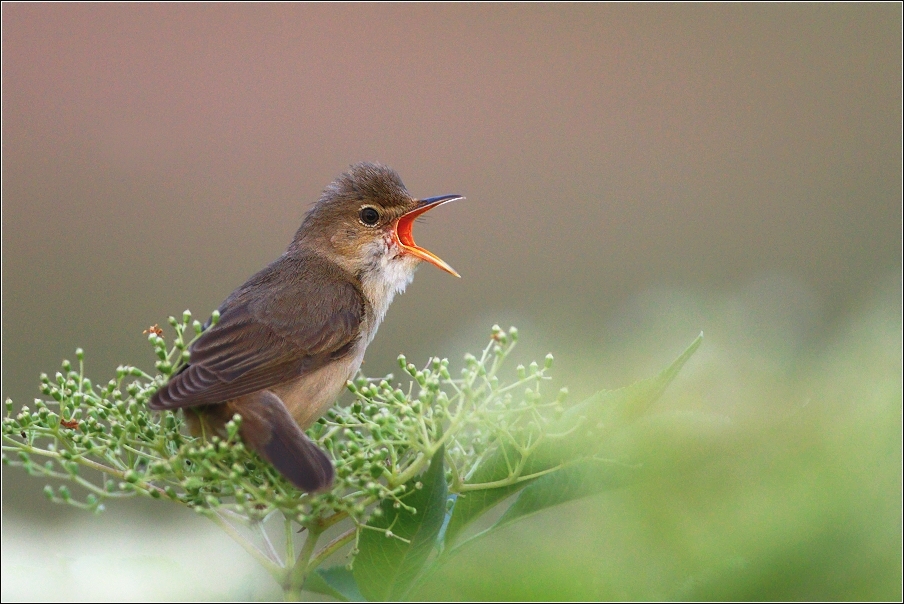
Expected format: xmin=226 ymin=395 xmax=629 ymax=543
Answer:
xmin=359 ymin=206 xmax=380 ymax=226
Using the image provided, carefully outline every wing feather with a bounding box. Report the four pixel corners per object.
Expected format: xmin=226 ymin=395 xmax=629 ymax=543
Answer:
xmin=149 ymin=254 xmax=365 ymax=410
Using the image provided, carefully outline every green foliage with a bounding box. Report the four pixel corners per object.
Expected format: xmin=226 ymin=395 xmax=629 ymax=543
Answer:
xmin=353 ymin=445 xmax=448 ymax=601
xmin=2 ymin=313 xmax=706 ymax=601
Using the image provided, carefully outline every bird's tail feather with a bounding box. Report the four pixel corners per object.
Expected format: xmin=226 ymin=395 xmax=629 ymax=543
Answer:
xmin=226 ymin=391 xmax=335 ymax=493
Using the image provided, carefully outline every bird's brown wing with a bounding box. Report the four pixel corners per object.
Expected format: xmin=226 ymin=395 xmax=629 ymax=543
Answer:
xmin=148 ymin=254 xmax=364 ymax=410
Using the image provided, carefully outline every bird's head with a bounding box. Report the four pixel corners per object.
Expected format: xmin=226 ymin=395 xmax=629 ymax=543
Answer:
xmin=293 ymin=162 xmax=462 ymax=284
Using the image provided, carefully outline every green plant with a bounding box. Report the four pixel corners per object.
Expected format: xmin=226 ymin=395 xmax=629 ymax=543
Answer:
xmin=2 ymin=311 xmax=703 ymax=601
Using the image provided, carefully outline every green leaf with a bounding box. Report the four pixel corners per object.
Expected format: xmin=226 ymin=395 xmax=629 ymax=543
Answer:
xmin=443 ymin=333 xmax=703 ymax=546
xmin=600 ymin=410 xmax=733 ymax=474
xmin=304 ymin=565 xmax=365 ymax=602
xmin=553 ymin=332 xmax=704 ymax=436
xmin=491 ymin=457 xmax=639 ymax=534
xmin=441 ymin=443 xmax=526 ymax=548
xmin=353 ymin=445 xmax=448 ymax=601
xmin=481 ymin=410 xmax=729 ymax=541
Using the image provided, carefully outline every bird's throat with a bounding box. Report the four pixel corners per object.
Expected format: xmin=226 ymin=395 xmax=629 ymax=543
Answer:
xmin=360 ymin=247 xmax=417 ymax=331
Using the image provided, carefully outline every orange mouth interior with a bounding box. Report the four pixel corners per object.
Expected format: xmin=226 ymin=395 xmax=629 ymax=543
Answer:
xmin=395 ymin=201 xmax=460 ymax=278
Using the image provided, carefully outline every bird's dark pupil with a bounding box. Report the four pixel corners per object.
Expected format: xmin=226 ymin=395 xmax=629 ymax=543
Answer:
xmin=361 ymin=207 xmax=379 ymax=225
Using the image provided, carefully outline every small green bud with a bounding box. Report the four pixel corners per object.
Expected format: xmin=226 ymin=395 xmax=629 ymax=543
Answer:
xmin=398 ymin=354 xmax=407 ymax=368
xmin=183 ymin=309 xmax=192 ymax=323
xmin=517 ymin=365 xmax=526 ymax=379
xmin=193 ymin=320 xmax=203 ymax=334
xmin=43 ymin=485 xmax=54 ymax=500
xmin=168 ymin=316 xmax=179 ymax=327
xmin=183 ymin=477 xmax=203 ymax=492
xmin=211 ymin=310 xmax=221 ymax=325
xmin=58 ymin=485 xmax=71 ymax=500
xmin=75 ymin=348 xmax=84 ymax=361
xmin=62 ymin=360 xmax=72 ymax=372
xmin=226 ymin=415 xmax=242 ymax=439
xmin=544 ymin=353 xmax=554 ymax=369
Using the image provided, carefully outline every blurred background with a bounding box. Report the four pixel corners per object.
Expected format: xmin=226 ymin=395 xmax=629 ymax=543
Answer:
xmin=2 ymin=4 xmax=900 ymax=600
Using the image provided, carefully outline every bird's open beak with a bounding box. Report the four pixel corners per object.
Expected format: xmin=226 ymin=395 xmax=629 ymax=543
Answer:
xmin=395 ymin=194 xmax=464 ymax=278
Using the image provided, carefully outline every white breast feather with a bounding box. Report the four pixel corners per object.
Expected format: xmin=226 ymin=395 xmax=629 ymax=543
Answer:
xmin=360 ymin=238 xmax=416 ymax=343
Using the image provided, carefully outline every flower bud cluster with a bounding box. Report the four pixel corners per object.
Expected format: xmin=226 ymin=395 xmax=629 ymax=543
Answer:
xmin=3 ymin=316 xmax=564 ymax=534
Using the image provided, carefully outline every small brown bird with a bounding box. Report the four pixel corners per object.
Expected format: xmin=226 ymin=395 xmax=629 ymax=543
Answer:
xmin=149 ymin=163 xmax=462 ymax=492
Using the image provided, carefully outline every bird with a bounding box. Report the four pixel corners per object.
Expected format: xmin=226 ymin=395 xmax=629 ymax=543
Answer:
xmin=148 ymin=162 xmax=462 ymax=492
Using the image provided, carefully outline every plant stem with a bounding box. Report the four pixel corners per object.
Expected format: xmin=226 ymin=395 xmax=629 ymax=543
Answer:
xmin=284 ymin=515 xmax=296 ymax=570
xmin=1 ymin=436 xmax=168 ymax=497
xmin=255 ymin=521 xmax=282 ymax=567
xmin=458 ymin=464 xmax=563 ymax=492
xmin=286 ymin=524 xmax=322 ymax=599
xmin=308 ymin=527 xmax=356 ymax=571
xmin=207 ymin=511 xmax=283 ymax=579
